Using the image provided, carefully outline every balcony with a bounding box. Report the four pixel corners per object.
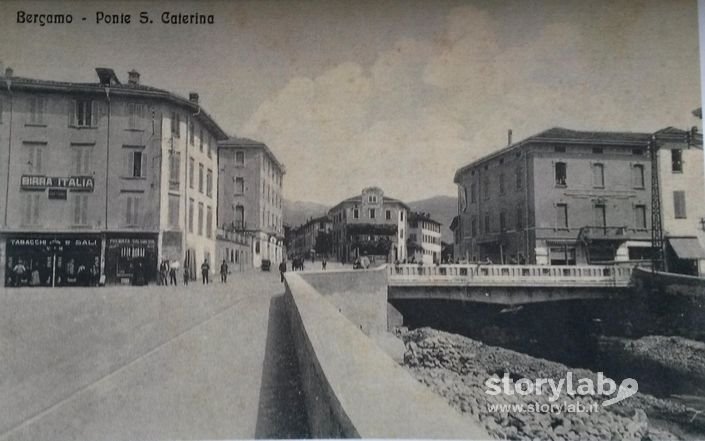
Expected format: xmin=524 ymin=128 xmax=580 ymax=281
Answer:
xmin=578 ymin=226 xmax=649 ymax=242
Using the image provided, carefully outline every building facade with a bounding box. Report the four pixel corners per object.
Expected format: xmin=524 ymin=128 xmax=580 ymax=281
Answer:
xmin=217 ymin=137 xmax=285 ymax=269
xmin=329 ymin=187 xmax=408 ymax=263
xmin=408 ymin=212 xmax=442 ymax=264
xmin=288 ymin=215 xmax=332 ymax=259
xmin=0 ymin=67 xmax=226 ymax=286
xmin=454 ymin=128 xmax=656 ymax=265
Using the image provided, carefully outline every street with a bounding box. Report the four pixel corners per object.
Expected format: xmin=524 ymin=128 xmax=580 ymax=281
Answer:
xmin=0 ymin=270 xmax=308 ymax=440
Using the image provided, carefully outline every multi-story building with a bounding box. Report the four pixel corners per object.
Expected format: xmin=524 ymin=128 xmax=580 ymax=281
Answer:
xmin=408 ymin=212 xmax=442 ymax=264
xmin=217 ymin=137 xmax=285 ymax=268
xmin=454 ymin=127 xmax=656 ymax=265
xmin=655 ymin=127 xmax=705 ymax=275
xmin=0 ymin=67 xmax=226 ymax=286
xmin=329 ymin=187 xmax=408 ymax=263
xmin=288 ymin=215 xmax=332 ymax=259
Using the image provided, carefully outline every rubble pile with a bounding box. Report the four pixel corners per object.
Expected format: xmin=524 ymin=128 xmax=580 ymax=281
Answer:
xmin=602 ymin=335 xmax=705 ymax=379
xmin=401 ymin=328 xmax=698 ymax=441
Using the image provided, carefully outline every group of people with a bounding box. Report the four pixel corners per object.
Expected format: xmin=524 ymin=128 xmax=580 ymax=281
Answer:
xmin=157 ymin=258 xmax=231 ymax=286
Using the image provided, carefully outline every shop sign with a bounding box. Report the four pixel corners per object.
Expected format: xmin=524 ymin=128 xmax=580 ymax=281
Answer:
xmin=108 ymin=237 xmax=157 ymax=249
xmin=21 ymin=175 xmax=95 ymax=192
xmin=48 ymin=189 xmax=67 ymax=200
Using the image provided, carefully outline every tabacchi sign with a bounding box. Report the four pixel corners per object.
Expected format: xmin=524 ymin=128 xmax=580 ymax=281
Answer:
xmin=21 ymin=175 xmax=95 ymax=192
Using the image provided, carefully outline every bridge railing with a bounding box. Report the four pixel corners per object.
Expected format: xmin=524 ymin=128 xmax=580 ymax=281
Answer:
xmin=387 ymin=264 xmax=633 ymax=287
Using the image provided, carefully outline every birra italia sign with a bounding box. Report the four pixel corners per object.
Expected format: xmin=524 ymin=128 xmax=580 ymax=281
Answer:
xmin=21 ymin=175 xmax=94 ymax=192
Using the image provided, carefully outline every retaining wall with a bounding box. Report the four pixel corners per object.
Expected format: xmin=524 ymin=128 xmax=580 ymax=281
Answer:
xmin=284 ymin=271 xmax=489 ymax=438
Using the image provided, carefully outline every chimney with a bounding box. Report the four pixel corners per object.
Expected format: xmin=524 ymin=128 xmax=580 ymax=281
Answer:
xmin=508 ymin=129 xmax=513 ymax=146
xmin=127 ymin=69 xmax=140 ymax=85
xmin=5 ymin=67 xmax=13 ymax=78
xmin=189 ymin=92 xmax=199 ymax=104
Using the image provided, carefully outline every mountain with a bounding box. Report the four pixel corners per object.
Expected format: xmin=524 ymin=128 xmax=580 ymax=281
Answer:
xmin=283 ymin=199 xmax=330 ymax=228
xmin=408 ymin=195 xmax=457 ymax=243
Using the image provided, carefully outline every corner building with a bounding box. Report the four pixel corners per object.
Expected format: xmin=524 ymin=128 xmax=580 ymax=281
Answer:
xmin=0 ymin=67 xmax=226 ymax=286
xmin=217 ymin=137 xmax=285 ymax=269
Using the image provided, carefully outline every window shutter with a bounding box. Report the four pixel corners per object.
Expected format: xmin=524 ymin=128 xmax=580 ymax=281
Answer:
xmin=91 ymin=101 xmax=97 ymax=126
xmin=23 ymin=195 xmax=31 ymax=224
xmin=127 ymin=152 xmax=134 ymax=177
xmin=35 ymin=148 xmax=42 ymax=174
xmin=674 ymin=191 xmax=687 ymax=218
xmin=134 ymin=198 xmax=140 ymax=225
xmin=68 ymin=100 xmax=75 ymax=126
xmin=32 ymin=194 xmax=40 ymax=224
xmin=74 ymin=195 xmax=81 ymax=224
xmin=126 ymin=197 xmax=133 ymax=225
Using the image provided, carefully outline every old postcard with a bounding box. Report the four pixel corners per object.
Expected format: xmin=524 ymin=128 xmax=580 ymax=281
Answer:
xmin=0 ymin=0 xmax=704 ymax=440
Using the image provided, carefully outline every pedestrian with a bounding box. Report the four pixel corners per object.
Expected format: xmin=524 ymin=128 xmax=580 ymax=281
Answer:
xmin=169 ymin=259 xmax=179 ymax=286
xmin=159 ymin=260 xmax=169 ymax=285
xmin=278 ymin=259 xmax=287 ymax=283
xmin=322 ymin=259 xmax=327 ymax=270
xmin=183 ymin=259 xmax=190 ymax=285
xmin=220 ymin=259 xmax=228 ymax=283
xmin=201 ymin=259 xmax=210 ymax=284
xmin=13 ymin=260 xmax=27 ymax=287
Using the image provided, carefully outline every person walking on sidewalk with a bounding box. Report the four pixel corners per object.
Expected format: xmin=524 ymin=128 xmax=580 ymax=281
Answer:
xmin=278 ymin=259 xmax=287 ymax=283
xmin=201 ymin=259 xmax=210 ymax=284
xmin=183 ymin=259 xmax=190 ymax=285
xmin=169 ymin=259 xmax=180 ymax=286
xmin=220 ymin=259 xmax=229 ymax=283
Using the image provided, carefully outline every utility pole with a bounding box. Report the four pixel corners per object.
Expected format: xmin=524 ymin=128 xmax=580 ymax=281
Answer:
xmin=649 ymin=134 xmax=663 ymax=273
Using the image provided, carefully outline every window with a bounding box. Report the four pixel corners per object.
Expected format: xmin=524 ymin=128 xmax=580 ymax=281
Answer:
xmin=73 ymin=146 xmax=92 ymax=175
xmin=189 ymin=157 xmax=195 ymax=189
xmin=470 ymin=183 xmax=476 ymax=203
xmin=206 ymin=206 xmax=213 ymax=238
xmin=484 ymin=212 xmax=490 ymax=234
xmin=386 ymin=210 xmax=391 ymax=220
xmin=188 ymin=198 xmax=194 ymax=232
xmin=235 ymin=205 xmax=244 ymax=228
xmin=593 ymin=204 xmax=606 ymax=228
xmin=400 ymin=211 xmax=404 ymax=221
xmin=207 ymin=136 xmax=212 ymax=158
xmin=29 ymin=96 xmax=46 ymax=125
xmin=128 ymin=150 xmax=144 ymax=178
xmin=170 ymin=112 xmax=181 ymax=137
xmin=369 ymin=208 xmax=376 ymax=219
xmin=168 ymin=194 xmax=179 ymax=227
xmin=235 ymin=177 xmax=244 ymax=194
xmin=592 ymin=147 xmax=603 ymax=154
xmin=516 ymin=206 xmax=523 ymax=230
xmin=368 ymin=195 xmax=378 ymax=203
xmin=483 ymin=176 xmax=490 ymax=200
xmin=555 ymin=162 xmax=567 ymax=186
xmin=671 ymin=149 xmax=683 ymax=173
xmin=499 ymin=172 xmax=505 ymax=195
xmin=169 ymin=152 xmax=181 ymax=184
xmin=255 ymin=241 xmax=260 ymax=254
xmin=592 ymin=163 xmax=604 ymax=187
xmin=198 ymin=202 xmax=204 ymax=235
xmin=353 ymin=208 xmax=359 ymax=219
xmin=556 ymin=203 xmax=568 ymax=229
xmin=554 ymin=146 xmax=566 ymax=153
xmin=236 ymin=151 xmax=244 ymax=165
xmin=189 ymin=121 xmax=195 ymax=145
xmin=73 ymin=99 xmax=94 ymax=127
xmin=516 ymin=166 xmax=522 ymax=190
xmin=634 ymin=205 xmax=647 ymax=229
xmin=206 ymin=168 xmax=213 ymax=197
xmin=674 ymin=191 xmax=687 ymax=219
xmin=125 ymin=196 xmax=141 ymax=226
xmin=198 ymin=163 xmax=204 ymax=193
xmin=199 ymin=128 xmax=204 ymax=152
xmin=25 ymin=143 xmax=44 ymax=174
xmin=632 ymin=164 xmax=645 ymax=188
xmin=127 ymin=103 xmax=145 ymax=129
xmin=632 ymin=148 xmax=644 ymax=156
xmin=499 ymin=211 xmax=507 ymax=231
xmin=72 ymin=194 xmax=89 ymax=225
xmin=22 ymin=193 xmax=42 ymax=225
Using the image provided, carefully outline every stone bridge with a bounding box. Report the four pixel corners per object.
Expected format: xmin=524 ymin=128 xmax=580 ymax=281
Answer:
xmin=388 ymin=264 xmax=634 ymax=305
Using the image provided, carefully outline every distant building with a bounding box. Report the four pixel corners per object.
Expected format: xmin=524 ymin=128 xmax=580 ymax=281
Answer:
xmin=288 ymin=215 xmax=332 ymax=259
xmin=454 ymin=128 xmax=655 ymax=265
xmin=217 ymin=137 xmax=285 ymax=268
xmin=0 ymin=67 xmax=226 ymax=286
xmin=407 ymin=212 xmax=442 ymax=264
xmin=329 ymin=187 xmax=409 ymax=263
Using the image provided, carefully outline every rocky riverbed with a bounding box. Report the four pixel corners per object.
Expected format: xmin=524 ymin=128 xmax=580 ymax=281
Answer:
xmin=400 ymin=328 xmax=705 ymax=440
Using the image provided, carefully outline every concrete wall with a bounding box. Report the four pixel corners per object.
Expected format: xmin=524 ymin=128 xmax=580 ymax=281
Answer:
xmin=284 ymin=271 xmax=489 ymax=439
xmin=298 ymin=267 xmax=388 ymax=334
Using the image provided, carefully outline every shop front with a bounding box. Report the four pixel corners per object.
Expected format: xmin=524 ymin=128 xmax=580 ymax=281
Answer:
xmin=104 ymin=233 xmax=158 ymax=285
xmin=5 ymin=234 xmax=101 ymax=287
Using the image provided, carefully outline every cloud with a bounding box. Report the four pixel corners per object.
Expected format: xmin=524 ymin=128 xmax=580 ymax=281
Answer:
xmin=241 ymin=2 xmax=700 ymax=206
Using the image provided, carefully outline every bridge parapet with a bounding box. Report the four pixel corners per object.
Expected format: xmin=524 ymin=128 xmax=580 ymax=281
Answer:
xmin=389 ymin=264 xmax=633 ymax=288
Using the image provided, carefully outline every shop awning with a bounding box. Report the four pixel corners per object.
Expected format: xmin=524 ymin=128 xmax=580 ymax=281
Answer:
xmin=669 ymin=237 xmax=705 ymax=259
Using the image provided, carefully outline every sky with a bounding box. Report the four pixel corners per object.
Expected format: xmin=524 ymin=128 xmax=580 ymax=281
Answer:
xmin=0 ymin=0 xmax=701 ymax=205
